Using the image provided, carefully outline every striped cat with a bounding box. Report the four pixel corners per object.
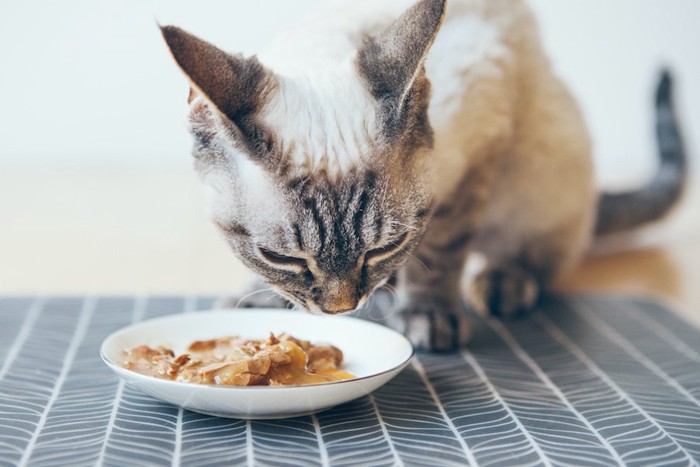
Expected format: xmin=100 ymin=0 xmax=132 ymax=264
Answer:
xmin=161 ymin=0 xmax=686 ymax=350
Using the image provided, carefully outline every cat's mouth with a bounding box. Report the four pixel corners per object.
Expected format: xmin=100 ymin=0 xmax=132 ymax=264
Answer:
xmin=306 ymin=296 xmax=369 ymax=317
xmin=306 ymin=302 xmax=357 ymax=316
xmin=274 ymin=287 xmax=369 ymax=316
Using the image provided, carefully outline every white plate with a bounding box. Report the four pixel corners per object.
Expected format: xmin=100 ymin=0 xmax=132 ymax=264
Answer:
xmin=101 ymin=309 xmax=413 ymax=419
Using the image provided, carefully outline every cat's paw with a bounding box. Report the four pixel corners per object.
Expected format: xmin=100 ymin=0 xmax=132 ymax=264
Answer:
xmin=386 ymin=299 xmax=470 ymax=352
xmin=214 ymin=291 xmax=290 ymax=310
xmin=469 ymin=265 xmax=539 ymax=319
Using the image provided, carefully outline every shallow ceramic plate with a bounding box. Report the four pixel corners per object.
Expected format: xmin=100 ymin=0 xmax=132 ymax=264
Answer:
xmin=101 ymin=309 xmax=413 ymax=419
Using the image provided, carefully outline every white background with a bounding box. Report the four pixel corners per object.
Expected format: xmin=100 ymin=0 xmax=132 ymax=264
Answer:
xmin=1 ymin=0 xmax=698 ymax=185
xmin=0 ymin=1 xmax=698 ymax=295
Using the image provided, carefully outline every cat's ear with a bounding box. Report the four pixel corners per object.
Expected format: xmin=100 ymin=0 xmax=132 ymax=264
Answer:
xmin=357 ymin=0 xmax=446 ymax=118
xmin=160 ymin=25 xmax=274 ymax=129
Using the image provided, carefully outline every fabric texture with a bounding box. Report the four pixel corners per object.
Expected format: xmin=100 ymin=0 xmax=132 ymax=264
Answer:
xmin=0 ymin=295 xmax=699 ymax=466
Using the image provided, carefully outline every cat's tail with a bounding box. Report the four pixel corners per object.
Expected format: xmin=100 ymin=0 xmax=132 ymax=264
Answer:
xmin=594 ymin=70 xmax=688 ymax=236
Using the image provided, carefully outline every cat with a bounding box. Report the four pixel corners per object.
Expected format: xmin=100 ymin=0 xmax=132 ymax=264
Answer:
xmin=160 ymin=0 xmax=686 ymax=351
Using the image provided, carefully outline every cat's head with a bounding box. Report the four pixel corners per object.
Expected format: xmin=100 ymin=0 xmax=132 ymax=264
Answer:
xmin=162 ymin=0 xmax=446 ymax=314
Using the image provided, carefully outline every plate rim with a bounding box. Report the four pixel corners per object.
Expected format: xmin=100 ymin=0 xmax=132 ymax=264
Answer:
xmin=100 ymin=308 xmax=415 ymax=391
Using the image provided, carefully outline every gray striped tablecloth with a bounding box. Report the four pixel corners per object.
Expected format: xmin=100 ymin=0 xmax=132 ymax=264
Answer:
xmin=1 ymin=295 xmax=699 ymax=466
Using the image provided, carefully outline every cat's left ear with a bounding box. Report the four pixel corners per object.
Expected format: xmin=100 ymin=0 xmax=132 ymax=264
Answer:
xmin=357 ymin=0 xmax=446 ymax=125
xmin=160 ymin=25 xmax=274 ymax=137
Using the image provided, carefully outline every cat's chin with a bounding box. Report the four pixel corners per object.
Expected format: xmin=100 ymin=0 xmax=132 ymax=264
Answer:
xmin=304 ymin=306 xmax=327 ymax=317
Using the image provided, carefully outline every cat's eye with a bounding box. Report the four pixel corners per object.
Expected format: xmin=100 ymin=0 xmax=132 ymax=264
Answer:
xmin=364 ymin=232 xmax=411 ymax=266
xmin=257 ymin=247 xmax=308 ymax=272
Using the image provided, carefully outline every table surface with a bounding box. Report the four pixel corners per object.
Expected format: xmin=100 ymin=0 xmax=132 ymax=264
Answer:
xmin=1 ymin=294 xmax=699 ymax=466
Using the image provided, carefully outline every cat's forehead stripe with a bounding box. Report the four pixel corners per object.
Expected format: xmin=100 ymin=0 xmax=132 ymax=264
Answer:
xmin=304 ymin=196 xmax=327 ymax=254
xmin=296 ymin=173 xmax=380 ymax=262
xmin=292 ymin=223 xmax=305 ymax=250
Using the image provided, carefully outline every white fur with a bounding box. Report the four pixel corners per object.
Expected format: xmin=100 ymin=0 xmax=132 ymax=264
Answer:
xmin=260 ymin=61 xmax=378 ymax=179
xmin=202 ymin=150 xmax=288 ymax=232
xmin=426 ymin=15 xmax=508 ymax=130
xmin=201 ymin=169 xmax=237 ymax=222
xmin=235 ymin=157 xmax=278 ymax=219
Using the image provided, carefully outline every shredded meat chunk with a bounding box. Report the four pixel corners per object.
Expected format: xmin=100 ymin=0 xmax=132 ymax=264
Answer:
xmin=122 ymin=333 xmax=353 ymax=387
xmin=307 ymin=346 xmax=343 ymax=372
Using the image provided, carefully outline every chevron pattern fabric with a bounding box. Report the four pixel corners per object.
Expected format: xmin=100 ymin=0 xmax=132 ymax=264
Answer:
xmin=0 ymin=295 xmax=699 ymax=466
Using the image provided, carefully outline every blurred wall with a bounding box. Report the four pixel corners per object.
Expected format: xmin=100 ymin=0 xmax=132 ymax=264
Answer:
xmin=1 ymin=0 xmax=698 ymax=182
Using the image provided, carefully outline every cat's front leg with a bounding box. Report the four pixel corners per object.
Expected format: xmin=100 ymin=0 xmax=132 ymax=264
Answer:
xmin=387 ymin=254 xmax=472 ymax=352
xmin=215 ymin=276 xmax=291 ymax=309
xmin=389 ymin=167 xmax=497 ymax=351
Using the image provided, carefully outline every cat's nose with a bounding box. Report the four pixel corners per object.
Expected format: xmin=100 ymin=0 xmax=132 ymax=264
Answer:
xmin=320 ymin=279 xmax=358 ymax=314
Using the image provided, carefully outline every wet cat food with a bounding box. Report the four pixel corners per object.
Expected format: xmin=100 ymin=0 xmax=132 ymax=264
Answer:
xmin=122 ymin=333 xmax=354 ymax=386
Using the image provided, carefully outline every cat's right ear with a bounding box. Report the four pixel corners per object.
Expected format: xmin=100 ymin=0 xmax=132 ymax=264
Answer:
xmin=160 ymin=25 xmax=274 ymax=131
xmin=357 ymin=0 xmax=446 ymax=127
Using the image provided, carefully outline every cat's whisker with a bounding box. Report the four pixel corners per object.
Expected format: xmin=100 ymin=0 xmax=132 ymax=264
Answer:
xmin=380 ymin=283 xmax=399 ymax=303
xmin=232 ymin=287 xmax=276 ymax=309
xmin=385 ymin=236 xmax=431 ymax=273
xmin=276 ymin=289 xmax=308 ymax=312
xmin=404 ymin=250 xmax=430 ymax=272
xmin=388 ymin=221 xmax=419 ymax=232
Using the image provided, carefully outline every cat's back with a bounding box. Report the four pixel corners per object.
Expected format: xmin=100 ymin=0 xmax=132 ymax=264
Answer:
xmin=258 ymin=0 xmax=534 ymax=75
